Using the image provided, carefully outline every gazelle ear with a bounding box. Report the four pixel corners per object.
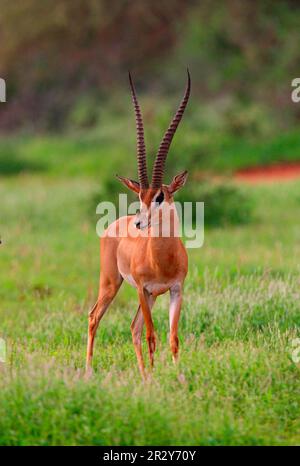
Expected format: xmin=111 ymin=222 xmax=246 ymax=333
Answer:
xmin=168 ymin=170 xmax=188 ymax=195
xmin=116 ymin=175 xmax=140 ymax=194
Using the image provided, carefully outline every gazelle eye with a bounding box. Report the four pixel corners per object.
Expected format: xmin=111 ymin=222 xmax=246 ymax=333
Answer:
xmin=156 ymin=191 xmax=164 ymax=205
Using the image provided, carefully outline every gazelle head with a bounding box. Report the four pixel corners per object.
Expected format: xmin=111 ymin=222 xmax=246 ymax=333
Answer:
xmin=117 ymin=70 xmax=191 ymax=230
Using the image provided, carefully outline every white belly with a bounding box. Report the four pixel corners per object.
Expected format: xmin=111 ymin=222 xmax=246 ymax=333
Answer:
xmin=144 ymin=280 xmax=177 ymax=296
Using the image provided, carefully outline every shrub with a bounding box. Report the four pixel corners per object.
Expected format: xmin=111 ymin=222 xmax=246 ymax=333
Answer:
xmin=176 ymin=180 xmax=254 ymax=227
xmin=67 ymin=96 xmax=100 ymax=129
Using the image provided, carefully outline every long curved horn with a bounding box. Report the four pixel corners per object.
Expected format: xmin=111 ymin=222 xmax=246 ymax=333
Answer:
xmin=128 ymin=72 xmax=149 ymax=189
xmin=151 ymin=69 xmax=191 ymax=188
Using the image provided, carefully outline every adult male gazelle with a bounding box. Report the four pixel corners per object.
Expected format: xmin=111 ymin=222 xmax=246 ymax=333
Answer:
xmin=86 ymin=71 xmax=191 ymax=378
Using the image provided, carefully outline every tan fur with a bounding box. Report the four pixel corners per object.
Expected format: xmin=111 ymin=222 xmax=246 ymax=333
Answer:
xmin=85 ymin=171 xmax=189 ymax=379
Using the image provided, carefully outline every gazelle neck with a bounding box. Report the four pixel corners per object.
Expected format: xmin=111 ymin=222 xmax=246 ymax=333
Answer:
xmin=148 ymin=202 xmax=181 ymax=248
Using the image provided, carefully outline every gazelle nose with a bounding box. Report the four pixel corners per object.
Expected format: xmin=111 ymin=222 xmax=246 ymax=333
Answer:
xmin=134 ymin=221 xmax=141 ymax=229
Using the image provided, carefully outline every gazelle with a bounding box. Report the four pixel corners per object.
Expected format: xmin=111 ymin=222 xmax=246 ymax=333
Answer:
xmin=86 ymin=71 xmax=191 ymax=378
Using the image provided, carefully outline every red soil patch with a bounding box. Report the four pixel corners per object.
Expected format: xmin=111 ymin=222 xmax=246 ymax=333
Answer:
xmin=235 ymin=162 xmax=300 ymax=184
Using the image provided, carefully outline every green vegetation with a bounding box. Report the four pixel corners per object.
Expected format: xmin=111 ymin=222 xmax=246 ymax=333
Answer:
xmin=1 ymin=126 xmax=300 ymax=179
xmin=1 ymin=1 xmax=300 ymax=132
xmin=0 ymin=0 xmax=300 ymax=447
xmin=0 ymin=168 xmax=299 ymax=445
xmin=177 ymin=182 xmax=254 ymax=226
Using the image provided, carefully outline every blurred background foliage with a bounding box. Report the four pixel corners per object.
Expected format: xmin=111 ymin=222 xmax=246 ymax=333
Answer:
xmin=0 ymin=0 xmax=300 ymax=225
xmin=0 ymin=0 xmax=299 ymax=131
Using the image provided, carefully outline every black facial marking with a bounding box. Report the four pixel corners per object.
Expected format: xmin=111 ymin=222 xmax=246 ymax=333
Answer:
xmin=156 ymin=191 xmax=164 ymax=205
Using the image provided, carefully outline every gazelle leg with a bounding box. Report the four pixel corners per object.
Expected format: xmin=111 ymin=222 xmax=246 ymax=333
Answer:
xmin=131 ymin=295 xmax=156 ymax=378
xmin=138 ymin=288 xmax=156 ymax=369
xmin=86 ymin=278 xmax=122 ymax=377
xmin=169 ymin=283 xmax=183 ymax=363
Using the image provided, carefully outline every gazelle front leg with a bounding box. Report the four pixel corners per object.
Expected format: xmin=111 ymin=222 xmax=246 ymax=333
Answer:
xmin=169 ymin=283 xmax=183 ymax=363
xmin=138 ymin=288 xmax=156 ymax=370
xmin=131 ymin=294 xmax=156 ymax=379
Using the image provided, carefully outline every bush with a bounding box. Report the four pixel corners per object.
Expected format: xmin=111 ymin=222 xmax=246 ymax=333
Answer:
xmin=176 ymin=180 xmax=254 ymax=227
xmin=67 ymin=96 xmax=100 ymax=129
xmin=0 ymin=140 xmax=45 ymax=175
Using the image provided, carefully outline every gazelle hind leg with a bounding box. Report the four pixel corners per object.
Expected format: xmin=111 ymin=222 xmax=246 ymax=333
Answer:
xmin=131 ymin=295 xmax=156 ymax=378
xmin=86 ymin=278 xmax=122 ymax=377
xmin=169 ymin=283 xmax=183 ymax=363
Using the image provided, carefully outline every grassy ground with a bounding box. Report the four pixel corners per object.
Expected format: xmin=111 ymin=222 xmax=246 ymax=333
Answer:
xmin=0 ymin=166 xmax=299 ymax=445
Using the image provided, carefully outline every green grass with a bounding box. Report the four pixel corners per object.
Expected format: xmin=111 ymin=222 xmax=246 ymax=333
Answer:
xmin=0 ymin=168 xmax=299 ymax=445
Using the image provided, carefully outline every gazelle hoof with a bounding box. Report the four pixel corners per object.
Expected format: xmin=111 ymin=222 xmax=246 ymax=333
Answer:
xmin=85 ymin=366 xmax=93 ymax=380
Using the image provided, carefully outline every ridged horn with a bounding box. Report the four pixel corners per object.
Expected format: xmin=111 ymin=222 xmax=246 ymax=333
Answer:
xmin=128 ymin=72 xmax=149 ymax=188
xmin=151 ymin=69 xmax=191 ymax=188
